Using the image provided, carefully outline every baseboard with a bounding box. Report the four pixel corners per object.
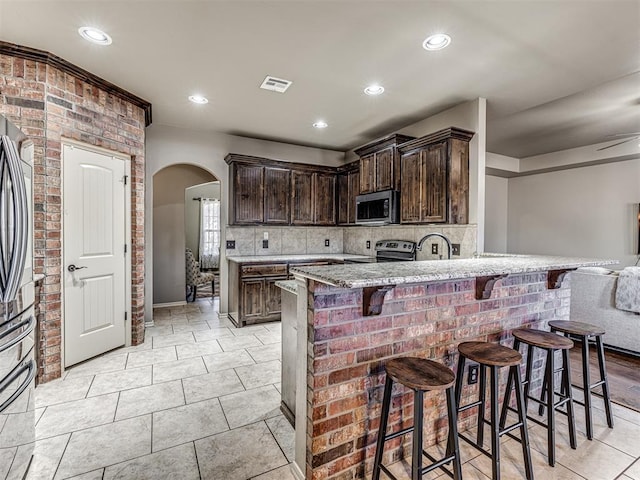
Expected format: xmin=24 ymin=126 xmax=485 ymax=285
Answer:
xmin=217 ymin=312 xmax=230 ymax=321
xmin=152 ymin=301 xmax=187 ymax=308
xmin=603 ymin=344 xmax=640 ymax=359
xmin=290 ymin=462 xmax=305 ymax=480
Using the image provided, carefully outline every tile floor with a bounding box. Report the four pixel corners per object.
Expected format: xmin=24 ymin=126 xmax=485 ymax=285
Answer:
xmin=18 ymin=298 xmax=640 ymax=479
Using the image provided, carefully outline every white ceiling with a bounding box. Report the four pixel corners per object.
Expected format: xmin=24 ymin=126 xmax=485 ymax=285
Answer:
xmin=0 ymin=0 xmax=639 ymax=158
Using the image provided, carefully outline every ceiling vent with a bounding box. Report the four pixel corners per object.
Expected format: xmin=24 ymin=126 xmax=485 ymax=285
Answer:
xmin=260 ymin=76 xmax=292 ymax=93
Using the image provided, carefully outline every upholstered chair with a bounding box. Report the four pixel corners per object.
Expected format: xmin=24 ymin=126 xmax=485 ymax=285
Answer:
xmin=185 ymin=248 xmax=215 ymax=302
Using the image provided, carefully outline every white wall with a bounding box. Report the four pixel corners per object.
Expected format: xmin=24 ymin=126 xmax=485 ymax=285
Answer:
xmin=145 ymin=125 xmax=345 ymax=322
xmin=484 ymin=175 xmax=508 ymax=252
xmin=507 ymin=158 xmax=640 ymax=268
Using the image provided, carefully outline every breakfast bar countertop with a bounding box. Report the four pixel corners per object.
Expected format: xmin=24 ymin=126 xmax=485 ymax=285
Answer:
xmin=289 ymin=253 xmax=617 ymax=289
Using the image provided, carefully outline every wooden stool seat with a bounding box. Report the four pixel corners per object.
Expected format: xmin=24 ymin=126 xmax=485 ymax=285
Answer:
xmin=386 ymin=357 xmax=455 ymax=391
xmin=548 ymin=320 xmax=605 ymax=337
xmin=512 ymin=328 xmax=574 ymax=350
xmin=458 ymin=341 xmax=523 ymax=367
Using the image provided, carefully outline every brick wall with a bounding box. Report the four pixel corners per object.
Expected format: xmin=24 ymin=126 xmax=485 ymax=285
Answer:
xmin=0 ymin=53 xmax=146 ymax=383
xmin=305 ymin=272 xmax=571 ymax=479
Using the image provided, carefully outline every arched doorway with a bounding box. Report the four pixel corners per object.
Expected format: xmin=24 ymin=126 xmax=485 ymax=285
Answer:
xmin=152 ymin=164 xmax=217 ymax=306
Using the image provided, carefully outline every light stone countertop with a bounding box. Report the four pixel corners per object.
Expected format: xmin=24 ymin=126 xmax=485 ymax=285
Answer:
xmin=275 ymin=280 xmax=298 ymax=295
xmin=227 ymin=253 xmax=375 ymax=263
xmin=289 ymin=254 xmax=618 ymax=289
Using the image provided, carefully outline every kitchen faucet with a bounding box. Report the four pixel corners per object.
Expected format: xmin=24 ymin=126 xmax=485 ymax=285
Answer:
xmin=416 ymin=233 xmax=453 ymax=259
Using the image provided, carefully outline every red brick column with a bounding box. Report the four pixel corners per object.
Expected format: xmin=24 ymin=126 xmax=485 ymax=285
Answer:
xmin=305 ymin=272 xmax=571 ymax=479
xmin=0 ymin=54 xmax=146 ymax=382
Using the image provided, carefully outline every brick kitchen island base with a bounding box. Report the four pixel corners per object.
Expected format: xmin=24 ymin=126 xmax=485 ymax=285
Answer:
xmin=288 ymin=255 xmax=615 ymax=480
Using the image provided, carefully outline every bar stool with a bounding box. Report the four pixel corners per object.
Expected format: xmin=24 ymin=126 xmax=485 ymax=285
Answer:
xmin=372 ymin=357 xmax=462 ymax=480
xmin=455 ymin=342 xmax=533 ymax=480
xmin=547 ymin=320 xmax=614 ymax=440
xmin=501 ymin=328 xmax=577 ymax=467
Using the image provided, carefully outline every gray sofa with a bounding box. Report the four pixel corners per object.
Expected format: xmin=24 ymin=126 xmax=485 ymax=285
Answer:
xmin=570 ymin=269 xmax=640 ymax=354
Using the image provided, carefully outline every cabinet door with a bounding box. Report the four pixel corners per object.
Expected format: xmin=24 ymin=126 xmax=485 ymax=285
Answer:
xmin=375 ymin=148 xmax=393 ymax=191
xmin=359 ymin=154 xmax=375 ymax=194
xmin=233 ymin=164 xmax=264 ymax=224
xmin=314 ymin=173 xmax=337 ymax=225
xmin=337 ymin=173 xmax=349 ymax=225
xmin=423 ymin=143 xmax=447 ymax=223
xmin=347 ymin=170 xmax=360 ymax=224
xmin=241 ymin=279 xmax=264 ymax=319
xmin=264 ymin=167 xmax=290 ymax=224
xmin=291 ymin=170 xmax=314 ymax=225
xmin=264 ymin=277 xmax=286 ymax=317
xmin=400 ymin=151 xmax=423 ymax=223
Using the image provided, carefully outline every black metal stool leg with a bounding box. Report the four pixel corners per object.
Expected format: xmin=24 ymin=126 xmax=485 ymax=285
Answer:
xmin=446 ymin=388 xmax=463 ymax=480
xmin=454 ymin=355 xmax=466 ymax=408
xmin=522 ymin=341 xmax=533 ymax=411
xmin=412 ymin=389 xmax=424 ymax=480
xmin=562 ymin=348 xmax=577 ymax=449
xmin=490 ymin=365 xmax=501 ymax=480
xmin=581 ymin=335 xmax=593 ymax=440
xmin=372 ymin=376 xmax=393 ymax=480
xmin=596 ymin=335 xmax=614 ymax=429
xmin=499 ymin=362 xmax=514 ymax=430
xmin=539 ymin=347 xmax=549 ymax=417
xmin=512 ymin=365 xmax=534 ymax=480
xmin=477 ymin=364 xmax=487 ymax=447
xmin=545 ymin=348 xmax=556 ymax=466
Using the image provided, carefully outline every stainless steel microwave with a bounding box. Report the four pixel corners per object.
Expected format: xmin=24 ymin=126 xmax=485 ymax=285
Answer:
xmin=355 ymin=190 xmax=400 ymax=225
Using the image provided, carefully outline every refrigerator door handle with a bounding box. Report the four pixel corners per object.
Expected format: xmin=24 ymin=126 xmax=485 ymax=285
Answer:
xmin=0 ymin=357 xmax=35 ymax=413
xmin=0 ymin=136 xmax=28 ymax=304
xmin=0 ymin=315 xmax=35 ymax=353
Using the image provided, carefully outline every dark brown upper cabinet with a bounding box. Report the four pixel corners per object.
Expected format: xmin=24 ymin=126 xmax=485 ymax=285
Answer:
xmin=337 ymin=160 xmax=360 ymax=225
xmin=398 ymin=127 xmax=474 ymax=224
xmin=226 ymin=153 xmax=336 ymax=226
xmin=354 ymin=134 xmax=415 ymax=194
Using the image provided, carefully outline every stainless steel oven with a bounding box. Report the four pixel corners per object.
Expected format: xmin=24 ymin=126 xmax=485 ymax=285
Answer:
xmin=345 ymin=240 xmax=417 ymax=263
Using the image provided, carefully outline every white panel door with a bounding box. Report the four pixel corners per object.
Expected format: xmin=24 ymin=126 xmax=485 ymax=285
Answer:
xmin=63 ymin=144 xmax=127 ymax=367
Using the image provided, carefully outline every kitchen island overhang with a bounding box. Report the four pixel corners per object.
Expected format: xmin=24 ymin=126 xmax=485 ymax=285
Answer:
xmin=287 ymin=255 xmax=616 ymax=480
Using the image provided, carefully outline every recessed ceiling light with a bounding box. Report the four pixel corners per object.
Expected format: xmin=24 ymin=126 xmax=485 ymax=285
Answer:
xmin=422 ymin=33 xmax=451 ymax=51
xmin=313 ymin=121 xmax=328 ymax=129
xmin=188 ymin=95 xmax=209 ymax=104
xmin=78 ymin=27 xmax=112 ymax=45
xmin=364 ymin=85 xmax=385 ymax=96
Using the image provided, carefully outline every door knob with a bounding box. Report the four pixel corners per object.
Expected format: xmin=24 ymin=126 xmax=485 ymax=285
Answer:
xmin=68 ymin=265 xmax=87 ymax=272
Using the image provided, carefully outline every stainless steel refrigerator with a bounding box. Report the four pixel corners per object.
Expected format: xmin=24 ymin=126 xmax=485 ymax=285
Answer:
xmin=0 ymin=114 xmax=36 ymax=480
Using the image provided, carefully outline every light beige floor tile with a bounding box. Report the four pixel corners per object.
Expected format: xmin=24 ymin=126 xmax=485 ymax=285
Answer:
xmin=207 ymin=317 xmax=235 ymax=329
xmin=66 ymin=470 xmax=104 ymax=480
xmin=152 ymin=357 xmax=207 ymax=384
xmin=34 ymin=377 xmax=93 ymax=408
xmin=126 ymin=346 xmax=176 ymax=368
xmin=621 ymin=475 xmax=635 ymax=480
xmin=251 ymin=464 xmax=296 ymax=480
xmin=175 ymin=340 xmax=223 ymax=359
xmin=115 ymin=380 xmax=184 ymax=421
xmin=255 ymin=332 xmax=281 ymax=345
xmin=0 ymin=448 xmax=15 ymax=479
xmin=217 ymin=335 xmax=263 ymax=352
xmin=219 ymin=385 xmax=281 ymax=429
xmin=265 ymin=415 xmax=294 ymax=462
xmin=194 ymin=422 xmax=287 ymax=480
xmin=182 ymin=370 xmax=245 ymax=404
xmin=192 ymin=328 xmax=233 ymax=342
xmin=172 ymin=322 xmax=211 ymax=334
xmin=54 ymin=415 xmax=151 ymax=479
xmin=202 ymin=350 xmax=256 ymax=373
xmin=87 ymin=366 xmax=151 ymax=397
xmin=246 ymin=343 xmax=281 ymax=363
xmin=235 ymin=360 xmax=281 ymax=389
xmin=104 ymin=442 xmax=199 ymax=480
xmin=22 ymin=433 xmax=70 ymax=480
xmin=35 ymin=393 xmax=118 ymax=440
xmin=151 ymin=332 xmax=195 ymax=349
xmin=469 ymin=432 xmax=586 ymax=479
xmin=152 ymin=398 xmax=228 ymax=452
xmin=625 ymin=459 xmax=640 ymax=480
xmin=263 ymin=322 xmax=282 ymax=333
xmin=143 ymin=325 xmax=173 ymax=337
xmin=230 ymin=325 xmax=269 ymax=337
xmin=65 ymin=354 xmax=127 ymax=378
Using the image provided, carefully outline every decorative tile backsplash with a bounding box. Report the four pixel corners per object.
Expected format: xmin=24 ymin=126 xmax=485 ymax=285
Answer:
xmin=225 ymin=224 xmax=477 ymax=258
